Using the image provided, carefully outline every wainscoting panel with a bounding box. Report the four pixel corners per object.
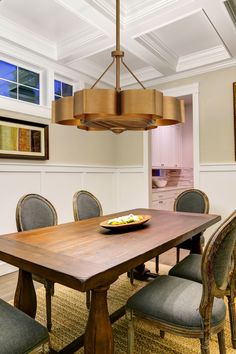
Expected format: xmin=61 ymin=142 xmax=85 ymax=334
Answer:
xmin=84 ymin=172 xmax=117 ymax=215
xmin=116 ymin=169 xmax=147 ymax=212
xmin=43 ymin=172 xmax=84 ymax=224
xmin=0 ymin=163 xmax=145 ymax=275
xmin=199 ymin=164 xmax=236 ymax=241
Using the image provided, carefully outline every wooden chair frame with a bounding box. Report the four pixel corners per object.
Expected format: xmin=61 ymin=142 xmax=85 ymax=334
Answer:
xmin=127 ymin=211 xmax=236 ymax=354
xmin=16 ymin=193 xmax=58 ymax=332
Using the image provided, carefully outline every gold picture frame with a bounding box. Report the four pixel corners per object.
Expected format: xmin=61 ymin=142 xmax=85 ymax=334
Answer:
xmin=0 ymin=117 xmax=49 ymax=160
xmin=233 ymin=83 xmax=236 ymax=160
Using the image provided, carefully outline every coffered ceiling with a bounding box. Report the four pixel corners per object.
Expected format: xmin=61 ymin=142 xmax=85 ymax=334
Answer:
xmin=0 ymin=0 xmax=236 ymax=87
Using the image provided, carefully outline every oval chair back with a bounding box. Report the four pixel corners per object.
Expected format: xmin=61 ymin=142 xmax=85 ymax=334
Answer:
xmin=16 ymin=193 xmax=57 ymax=231
xmin=73 ymin=190 xmax=103 ymax=221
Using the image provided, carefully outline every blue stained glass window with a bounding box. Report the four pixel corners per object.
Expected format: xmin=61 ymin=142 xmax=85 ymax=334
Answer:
xmin=54 ymin=80 xmax=61 ymax=96
xmin=0 ymin=60 xmax=17 ymax=82
xmin=62 ymin=82 xmax=72 ymax=97
xmin=0 ymin=79 xmax=17 ymax=99
xmin=19 ymin=86 xmax=39 ymax=104
xmin=19 ymin=67 xmax=39 ymax=89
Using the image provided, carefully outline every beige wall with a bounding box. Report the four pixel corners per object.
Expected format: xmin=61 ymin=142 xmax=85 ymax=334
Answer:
xmin=156 ymin=65 xmax=236 ymax=163
xmin=0 ymin=109 xmax=116 ymax=165
xmin=1 ymin=65 xmax=235 ymax=166
xmin=115 ymin=131 xmax=143 ymax=166
xmin=115 ymin=65 xmax=236 ymax=166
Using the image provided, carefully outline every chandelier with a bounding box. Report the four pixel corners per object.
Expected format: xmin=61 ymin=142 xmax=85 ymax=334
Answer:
xmin=52 ymin=0 xmax=185 ymax=134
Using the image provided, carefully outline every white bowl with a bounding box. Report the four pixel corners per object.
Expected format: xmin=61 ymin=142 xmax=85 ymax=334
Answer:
xmin=155 ymin=179 xmax=167 ymax=188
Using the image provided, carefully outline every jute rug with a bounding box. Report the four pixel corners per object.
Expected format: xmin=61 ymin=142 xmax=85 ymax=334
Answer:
xmin=34 ymin=263 xmax=235 ymax=353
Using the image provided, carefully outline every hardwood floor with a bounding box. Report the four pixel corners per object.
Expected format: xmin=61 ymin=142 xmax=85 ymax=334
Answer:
xmin=0 ymin=248 xmax=188 ymax=302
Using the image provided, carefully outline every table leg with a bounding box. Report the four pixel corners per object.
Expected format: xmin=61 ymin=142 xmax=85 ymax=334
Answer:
xmin=84 ymin=284 xmax=113 ymax=354
xmin=14 ymin=269 xmax=37 ymax=318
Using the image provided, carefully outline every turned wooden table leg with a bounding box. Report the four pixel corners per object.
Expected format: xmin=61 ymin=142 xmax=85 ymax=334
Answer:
xmin=84 ymin=284 xmax=113 ymax=354
xmin=14 ymin=269 xmax=37 ymax=318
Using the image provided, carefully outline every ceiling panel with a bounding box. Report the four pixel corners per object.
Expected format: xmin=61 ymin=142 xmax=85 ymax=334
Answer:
xmin=151 ymin=10 xmax=223 ymax=57
xmin=0 ymin=0 xmax=90 ymax=42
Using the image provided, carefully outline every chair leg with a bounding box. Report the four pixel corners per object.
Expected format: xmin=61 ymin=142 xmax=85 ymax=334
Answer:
xmin=217 ymin=330 xmax=226 ymax=354
xmin=160 ymin=330 xmax=165 ymax=338
xmin=155 ymin=255 xmax=159 ymax=274
xmin=227 ymin=294 xmax=236 ymax=348
xmin=126 ymin=309 xmax=134 ymax=354
xmin=129 ymin=269 xmax=134 ymax=285
xmin=200 ymin=338 xmax=210 ymax=354
xmin=51 ymin=283 xmax=55 ymax=296
xmin=176 ymin=247 xmax=180 ymax=263
xmin=44 ymin=281 xmax=52 ymax=332
xmin=86 ymin=290 xmax=91 ymax=309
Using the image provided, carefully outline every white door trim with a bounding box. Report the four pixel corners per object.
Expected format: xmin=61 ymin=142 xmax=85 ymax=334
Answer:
xmin=143 ymin=83 xmax=200 ymax=207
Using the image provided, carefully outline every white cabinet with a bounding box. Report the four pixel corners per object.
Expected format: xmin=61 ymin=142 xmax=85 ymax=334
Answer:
xmin=152 ymin=124 xmax=182 ymax=168
xmin=152 ymin=188 xmax=187 ymax=211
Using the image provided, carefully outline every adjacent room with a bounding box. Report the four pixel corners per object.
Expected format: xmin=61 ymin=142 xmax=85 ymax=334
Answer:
xmin=0 ymin=0 xmax=236 ymax=353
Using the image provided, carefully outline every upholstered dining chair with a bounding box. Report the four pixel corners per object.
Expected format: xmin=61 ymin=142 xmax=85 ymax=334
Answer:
xmin=73 ymin=190 xmax=103 ymax=221
xmin=174 ymin=189 xmax=210 ymax=261
xmin=0 ymin=298 xmax=49 ymax=354
xmin=73 ymin=190 xmax=103 ymax=309
xmin=16 ymin=193 xmax=58 ymax=331
xmin=169 ymin=216 xmax=236 ymax=349
xmin=126 ymin=210 xmax=236 ymax=354
xmin=155 ymin=189 xmax=209 ymax=276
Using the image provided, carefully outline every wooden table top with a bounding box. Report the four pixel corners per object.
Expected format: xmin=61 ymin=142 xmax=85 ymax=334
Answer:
xmin=0 ymin=208 xmax=220 ymax=292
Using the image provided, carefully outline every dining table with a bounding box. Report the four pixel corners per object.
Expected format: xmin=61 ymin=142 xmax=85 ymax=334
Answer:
xmin=0 ymin=208 xmax=221 ymax=354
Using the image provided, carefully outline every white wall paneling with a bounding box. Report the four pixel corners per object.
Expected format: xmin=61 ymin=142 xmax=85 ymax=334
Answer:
xmin=0 ymin=163 xmax=145 ymax=275
xmin=199 ymin=163 xmax=236 ymax=242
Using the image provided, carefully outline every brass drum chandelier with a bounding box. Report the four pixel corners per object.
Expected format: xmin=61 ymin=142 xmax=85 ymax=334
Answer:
xmin=52 ymin=0 xmax=185 ymax=134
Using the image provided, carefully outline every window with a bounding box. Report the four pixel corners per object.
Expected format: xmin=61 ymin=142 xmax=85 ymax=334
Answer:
xmin=54 ymin=80 xmax=73 ymax=100
xmin=0 ymin=60 xmax=40 ymax=104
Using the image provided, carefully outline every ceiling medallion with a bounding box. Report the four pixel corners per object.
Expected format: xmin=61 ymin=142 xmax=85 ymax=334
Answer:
xmin=52 ymin=0 xmax=185 ymax=133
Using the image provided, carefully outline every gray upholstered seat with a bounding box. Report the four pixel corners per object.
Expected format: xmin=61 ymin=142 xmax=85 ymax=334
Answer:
xmin=126 ymin=210 xmax=236 ymax=354
xmin=169 ymin=253 xmax=202 ymax=283
xmin=0 ymin=298 xmax=48 ymax=354
xmin=154 ymin=189 xmax=209 ymax=276
xmin=127 ymin=275 xmax=226 ymax=329
xmin=16 ymin=193 xmax=58 ymax=332
xmin=73 ymin=190 xmax=103 ymax=221
xmin=169 ymin=250 xmax=236 ymax=349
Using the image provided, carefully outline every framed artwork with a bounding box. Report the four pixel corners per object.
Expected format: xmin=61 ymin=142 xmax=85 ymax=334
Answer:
xmin=233 ymin=83 xmax=236 ymax=160
xmin=0 ymin=117 xmax=49 ymax=160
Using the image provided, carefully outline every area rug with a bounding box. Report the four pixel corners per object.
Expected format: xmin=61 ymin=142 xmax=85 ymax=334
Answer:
xmin=34 ymin=262 xmax=235 ymax=353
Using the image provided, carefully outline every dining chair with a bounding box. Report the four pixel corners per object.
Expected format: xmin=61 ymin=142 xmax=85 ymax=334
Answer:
xmin=155 ymin=189 xmax=209 ymax=276
xmin=16 ymin=193 xmax=58 ymax=332
xmin=73 ymin=190 xmax=103 ymax=309
xmin=169 ymin=214 xmax=236 ymax=349
xmin=126 ymin=210 xmax=236 ymax=354
xmin=0 ymin=297 xmax=49 ymax=354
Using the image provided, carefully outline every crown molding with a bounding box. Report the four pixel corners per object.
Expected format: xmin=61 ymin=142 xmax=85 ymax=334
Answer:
xmin=0 ymin=16 xmax=56 ymax=60
xmin=125 ymin=0 xmax=179 ymax=25
xmin=136 ymin=32 xmax=178 ymax=69
xmin=177 ymin=45 xmax=231 ymax=71
xmin=125 ymin=57 xmax=236 ymax=89
xmin=57 ymin=29 xmax=108 ymax=61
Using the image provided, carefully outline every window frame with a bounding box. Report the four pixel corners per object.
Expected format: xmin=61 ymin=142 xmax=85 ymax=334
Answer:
xmin=0 ymin=58 xmax=41 ymax=105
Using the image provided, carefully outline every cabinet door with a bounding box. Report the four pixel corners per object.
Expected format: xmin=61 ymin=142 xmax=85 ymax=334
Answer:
xmin=152 ymin=128 xmax=163 ymax=167
xmin=152 ymin=124 xmax=183 ymax=168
